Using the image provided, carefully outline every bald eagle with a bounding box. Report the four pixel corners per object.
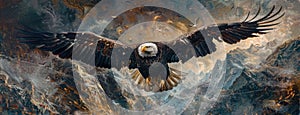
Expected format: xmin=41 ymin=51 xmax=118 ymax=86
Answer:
xmin=18 ymin=6 xmax=284 ymax=92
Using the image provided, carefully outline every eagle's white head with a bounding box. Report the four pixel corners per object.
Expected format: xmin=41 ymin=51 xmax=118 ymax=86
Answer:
xmin=138 ymin=42 xmax=158 ymax=58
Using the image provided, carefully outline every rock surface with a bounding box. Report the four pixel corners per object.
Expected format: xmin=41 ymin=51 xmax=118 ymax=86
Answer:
xmin=0 ymin=0 xmax=299 ymax=114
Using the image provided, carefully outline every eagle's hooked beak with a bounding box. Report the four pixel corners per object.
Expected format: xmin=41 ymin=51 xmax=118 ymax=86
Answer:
xmin=141 ymin=46 xmax=147 ymax=52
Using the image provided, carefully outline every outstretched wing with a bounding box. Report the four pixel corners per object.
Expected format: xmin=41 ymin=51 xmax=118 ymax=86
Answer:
xmin=166 ymin=5 xmax=284 ymax=63
xmin=18 ymin=28 xmax=135 ymax=69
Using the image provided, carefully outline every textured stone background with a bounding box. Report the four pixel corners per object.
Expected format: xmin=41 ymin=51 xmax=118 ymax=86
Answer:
xmin=0 ymin=0 xmax=299 ymax=114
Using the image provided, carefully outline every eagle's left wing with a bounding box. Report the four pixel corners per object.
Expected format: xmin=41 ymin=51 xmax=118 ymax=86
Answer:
xmin=17 ymin=27 xmax=135 ymax=69
xmin=165 ymin=5 xmax=284 ymax=63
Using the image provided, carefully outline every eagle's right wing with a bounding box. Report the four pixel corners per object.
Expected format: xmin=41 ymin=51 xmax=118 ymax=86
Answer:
xmin=18 ymin=28 xmax=135 ymax=69
xmin=165 ymin=5 xmax=284 ymax=63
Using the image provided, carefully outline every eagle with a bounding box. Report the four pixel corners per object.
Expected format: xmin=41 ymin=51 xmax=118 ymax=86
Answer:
xmin=18 ymin=6 xmax=284 ymax=92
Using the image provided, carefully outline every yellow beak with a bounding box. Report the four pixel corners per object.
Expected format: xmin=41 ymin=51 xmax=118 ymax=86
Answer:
xmin=141 ymin=46 xmax=146 ymax=52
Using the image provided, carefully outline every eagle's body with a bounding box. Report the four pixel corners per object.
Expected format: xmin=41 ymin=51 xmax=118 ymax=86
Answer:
xmin=128 ymin=42 xmax=182 ymax=91
xmin=18 ymin=6 xmax=284 ymax=92
xmin=131 ymin=42 xmax=175 ymax=77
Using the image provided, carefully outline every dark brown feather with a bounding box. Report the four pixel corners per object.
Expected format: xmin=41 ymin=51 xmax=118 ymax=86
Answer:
xmin=18 ymin=29 xmax=135 ymax=69
xmin=165 ymin=6 xmax=283 ymax=63
xmin=217 ymin=5 xmax=284 ymax=44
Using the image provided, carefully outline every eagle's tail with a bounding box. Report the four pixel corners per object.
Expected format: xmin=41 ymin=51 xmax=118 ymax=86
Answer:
xmin=130 ymin=67 xmax=185 ymax=92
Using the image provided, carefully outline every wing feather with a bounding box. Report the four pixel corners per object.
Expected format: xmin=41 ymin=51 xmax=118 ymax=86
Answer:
xmin=218 ymin=5 xmax=283 ymax=44
xmin=166 ymin=6 xmax=284 ymax=63
xmin=18 ymin=27 xmax=135 ymax=69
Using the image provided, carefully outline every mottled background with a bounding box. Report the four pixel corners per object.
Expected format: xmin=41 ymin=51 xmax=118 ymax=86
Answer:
xmin=0 ymin=0 xmax=299 ymax=114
